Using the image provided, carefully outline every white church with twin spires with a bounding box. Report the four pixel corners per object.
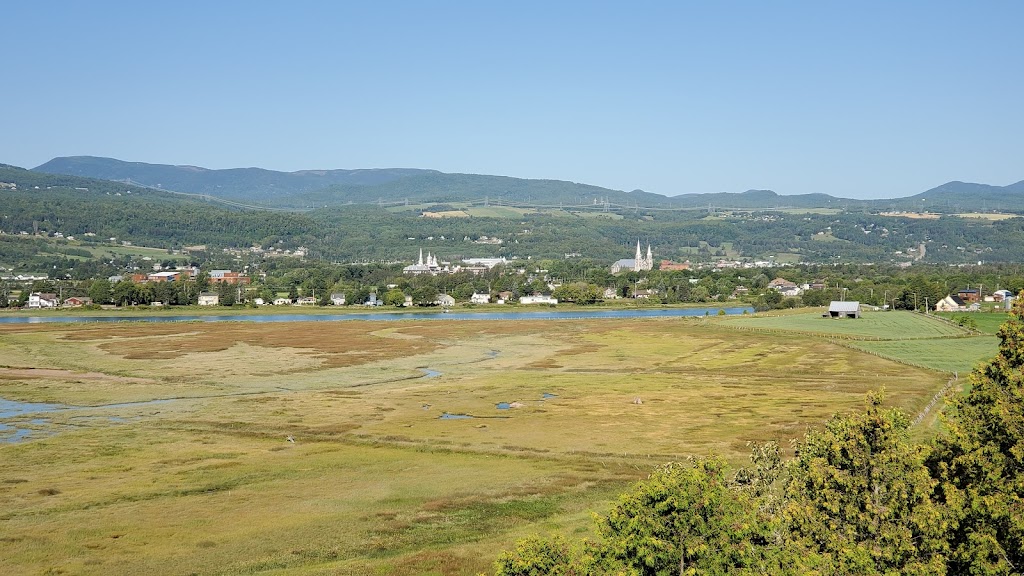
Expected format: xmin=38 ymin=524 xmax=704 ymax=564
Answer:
xmin=610 ymin=240 xmax=654 ymax=274
xmin=403 ymin=249 xmax=450 ymax=275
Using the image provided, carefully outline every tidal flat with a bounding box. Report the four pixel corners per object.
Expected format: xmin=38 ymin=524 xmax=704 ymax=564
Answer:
xmin=0 ymin=314 xmax=974 ymax=574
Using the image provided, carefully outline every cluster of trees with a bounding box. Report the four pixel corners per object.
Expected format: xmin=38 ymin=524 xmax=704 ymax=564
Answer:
xmin=495 ymin=301 xmax=1024 ymax=575
xmin=5 ymin=257 xmax=1021 ymax=313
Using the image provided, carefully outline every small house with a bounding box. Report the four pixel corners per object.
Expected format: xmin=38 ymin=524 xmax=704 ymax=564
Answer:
xmin=957 ymin=288 xmax=980 ymax=303
xmin=63 ymin=296 xmax=93 ymax=307
xmin=330 ymin=293 xmax=346 ymax=306
xmin=935 ymin=295 xmax=967 ymax=312
xmin=198 ymin=292 xmax=220 ymax=306
xmin=435 ymin=294 xmax=455 ymax=307
xmin=470 ymin=292 xmax=490 ymax=304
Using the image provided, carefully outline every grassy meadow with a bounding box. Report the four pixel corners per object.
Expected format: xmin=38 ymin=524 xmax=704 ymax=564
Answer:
xmin=717 ymin=309 xmax=998 ymax=374
xmin=0 ymin=312 xmax=995 ymax=575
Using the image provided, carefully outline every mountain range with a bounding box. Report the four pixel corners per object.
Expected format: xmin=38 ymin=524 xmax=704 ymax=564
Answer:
xmin=27 ymin=156 xmax=1024 ymax=213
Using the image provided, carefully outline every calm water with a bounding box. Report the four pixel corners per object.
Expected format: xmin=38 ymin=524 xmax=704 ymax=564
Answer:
xmin=0 ymin=398 xmax=172 ymax=443
xmin=0 ymin=307 xmax=753 ymax=325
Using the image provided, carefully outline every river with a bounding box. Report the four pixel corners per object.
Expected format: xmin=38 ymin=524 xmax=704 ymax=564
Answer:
xmin=0 ymin=306 xmax=753 ymax=325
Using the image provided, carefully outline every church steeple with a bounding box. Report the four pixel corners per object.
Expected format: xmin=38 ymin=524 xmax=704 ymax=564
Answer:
xmin=418 ymin=249 xmax=424 ymax=266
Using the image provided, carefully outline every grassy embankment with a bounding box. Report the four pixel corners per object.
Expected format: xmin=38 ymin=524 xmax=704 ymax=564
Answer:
xmin=0 ymin=312 xmax=988 ymax=575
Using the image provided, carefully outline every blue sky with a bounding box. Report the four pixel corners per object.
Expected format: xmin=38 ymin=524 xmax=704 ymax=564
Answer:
xmin=4 ymin=1 xmax=1022 ymax=199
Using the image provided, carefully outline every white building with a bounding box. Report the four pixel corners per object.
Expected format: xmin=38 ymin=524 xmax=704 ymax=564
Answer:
xmin=27 ymin=292 xmax=59 ymax=309
xmin=198 ymin=292 xmax=219 ymax=306
xmin=470 ymin=292 xmax=490 ymax=304
xmin=463 ymin=257 xmax=506 ymax=269
xmin=403 ymin=249 xmax=451 ymax=275
xmin=520 ymin=295 xmax=558 ymax=305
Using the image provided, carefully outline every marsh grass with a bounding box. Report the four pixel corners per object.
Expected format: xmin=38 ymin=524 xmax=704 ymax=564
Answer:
xmin=0 ymin=316 xmax=966 ymax=574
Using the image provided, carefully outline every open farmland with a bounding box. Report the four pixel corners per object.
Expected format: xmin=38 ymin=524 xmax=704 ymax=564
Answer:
xmin=715 ymin=310 xmax=997 ymax=374
xmin=0 ymin=315 xmax=968 ymax=575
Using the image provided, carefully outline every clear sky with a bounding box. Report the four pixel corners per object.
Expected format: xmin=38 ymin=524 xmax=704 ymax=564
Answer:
xmin=4 ymin=1 xmax=1022 ymax=199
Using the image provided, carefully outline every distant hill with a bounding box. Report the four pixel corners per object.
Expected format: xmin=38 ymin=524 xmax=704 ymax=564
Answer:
xmin=888 ymin=180 xmax=1024 ymax=212
xmin=297 ymin=171 xmax=680 ymax=209
xmin=668 ymin=189 xmax=868 ymax=210
xmin=28 ymin=156 xmax=1024 ymax=213
xmin=34 ymin=156 xmax=435 ymax=207
xmin=34 ymin=156 xmax=852 ymax=210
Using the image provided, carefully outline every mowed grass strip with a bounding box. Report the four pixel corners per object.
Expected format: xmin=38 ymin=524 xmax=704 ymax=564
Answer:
xmin=847 ymin=336 xmax=999 ymax=374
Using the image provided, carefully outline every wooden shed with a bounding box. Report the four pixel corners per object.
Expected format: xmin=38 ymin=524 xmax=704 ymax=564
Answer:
xmin=827 ymin=301 xmax=861 ymax=318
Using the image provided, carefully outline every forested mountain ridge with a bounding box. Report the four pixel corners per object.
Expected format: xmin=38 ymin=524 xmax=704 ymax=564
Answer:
xmin=893 ymin=179 xmax=1024 ymax=212
xmin=32 ymin=156 xmax=1024 ymax=213
xmin=33 ymin=156 xmax=436 ymax=207
xmin=33 ymin=156 xmax=681 ymax=209
xmin=0 ymin=164 xmax=319 ymax=251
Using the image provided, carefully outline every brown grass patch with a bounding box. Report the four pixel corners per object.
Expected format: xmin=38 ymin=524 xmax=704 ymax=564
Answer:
xmin=55 ymin=321 xmax=440 ymax=368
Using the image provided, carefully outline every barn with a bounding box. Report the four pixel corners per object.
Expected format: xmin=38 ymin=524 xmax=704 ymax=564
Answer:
xmin=827 ymin=301 xmax=861 ymax=318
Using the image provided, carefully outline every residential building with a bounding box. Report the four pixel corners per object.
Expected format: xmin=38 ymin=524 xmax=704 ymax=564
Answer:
xmin=198 ymin=292 xmax=219 ymax=306
xmin=63 ymin=296 xmax=93 ymax=307
xmin=935 ymin=295 xmax=967 ymax=312
xmin=520 ymin=294 xmax=558 ymax=305
xmin=470 ymin=293 xmax=490 ymax=304
xmin=957 ymin=288 xmax=980 ymax=303
xmin=27 ymin=293 xmax=59 ymax=308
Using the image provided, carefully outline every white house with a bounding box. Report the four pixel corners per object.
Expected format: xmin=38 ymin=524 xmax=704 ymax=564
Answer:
xmin=520 ymin=295 xmax=558 ymax=305
xmin=935 ymin=295 xmax=967 ymax=312
xmin=435 ymin=294 xmax=455 ymax=307
xmin=470 ymin=292 xmax=490 ymax=304
xmin=198 ymin=292 xmax=219 ymax=306
xmin=330 ymin=293 xmax=346 ymax=306
xmin=273 ymin=297 xmax=291 ymax=306
xmin=27 ymin=292 xmax=59 ymax=308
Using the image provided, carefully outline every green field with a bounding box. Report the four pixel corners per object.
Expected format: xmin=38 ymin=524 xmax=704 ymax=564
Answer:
xmin=718 ymin=309 xmax=967 ymax=340
xmin=716 ymin=310 xmax=996 ymax=373
xmin=936 ymin=311 xmax=1010 ymax=335
xmin=0 ymin=313 xmax=987 ymax=574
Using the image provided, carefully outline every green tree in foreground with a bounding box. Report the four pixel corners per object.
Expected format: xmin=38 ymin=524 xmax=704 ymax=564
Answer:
xmin=928 ymin=293 xmax=1024 ymax=575
xmin=783 ymin=393 xmax=949 ymax=574
xmin=600 ymin=458 xmax=780 ymax=575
